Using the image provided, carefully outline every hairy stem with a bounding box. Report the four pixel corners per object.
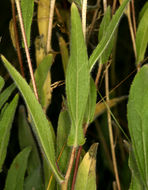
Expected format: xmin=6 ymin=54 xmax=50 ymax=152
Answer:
xmin=15 ymin=0 xmax=39 ymax=100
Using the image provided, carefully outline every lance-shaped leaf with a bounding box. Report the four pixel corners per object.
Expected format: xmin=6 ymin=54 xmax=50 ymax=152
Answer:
xmin=1 ymin=55 xmax=64 ymax=183
xmin=21 ymin=0 xmax=34 ymax=47
xmin=4 ymin=147 xmax=31 ymax=190
xmin=0 ymin=95 xmax=18 ymax=172
xmin=0 ymin=84 xmax=16 ymax=109
xmin=136 ymin=7 xmax=148 ymax=65
xmin=0 ymin=76 xmax=4 ymax=92
xmin=98 ymin=6 xmax=114 ymax=65
xmin=127 ymin=65 xmax=148 ymax=188
xmin=74 ymin=143 xmax=98 ymax=190
xmin=89 ymin=0 xmax=130 ymax=71
xmin=66 ymin=3 xmax=90 ymax=146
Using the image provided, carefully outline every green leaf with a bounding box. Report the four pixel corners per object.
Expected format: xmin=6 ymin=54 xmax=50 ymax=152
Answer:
xmin=56 ymin=109 xmax=71 ymax=173
xmin=74 ymin=143 xmax=98 ymax=190
xmin=66 ymin=3 xmax=90 ymax=146
xmin=129 ymin=148 xmax=145 ymax=189
xmin=138 ymin=2 xmax=148 ymax=22
xmin=127 ymin=65 xmax=148 ymax=188
xmin=98 ymin=6 xmax=114 ymax=64
xmin=24 ymin=167 xmax=44 ymax=190
xmin=129 ymin=175 xmax=143 ymax=190
xmin=0 ymin=84 xmax=16 ymax=109
xmin=59 ymin=36 xmax=69 ymax=75
xmin=89 ymin=0 xmax=130 ymax=71
xmin=21 ymin=0 xmax=34 ymax=47
xmin=33 ymin=54 xmax=52 ymax=109
xmin=136 ymin=7 xmax=148 ymax=65
xmin=18 ymin=105 xmax=41 ymax=174
xmin=84 ymin=77 xmax=97 ymax=124
xmin=0 ymin=95 xmax=18 ymax=172
xmin=4 ymin=147 xmax=31 ymax=190
xmin=0 ymin=76 xmax=4 ymax=92
xmin=1 ymin=55 xmax=64 ymax=183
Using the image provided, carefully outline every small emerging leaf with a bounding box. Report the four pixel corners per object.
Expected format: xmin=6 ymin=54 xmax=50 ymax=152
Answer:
xmin=66 ymin=3 xmax=90 ymax=146
xmin=4 ymin=147 xmax=31 ymax=190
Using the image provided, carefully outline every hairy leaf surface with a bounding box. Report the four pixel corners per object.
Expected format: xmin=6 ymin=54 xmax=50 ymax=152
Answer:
xmin=1 ymin=55 xmax=64 ymax=183
xmin=66 ymin=3 xmax=90 ymax=146
xmin=127 ymin=65 xmax=148 ymax=188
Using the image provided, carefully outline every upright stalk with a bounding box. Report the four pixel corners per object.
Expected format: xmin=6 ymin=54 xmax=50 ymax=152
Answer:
xmin=15 ymin=0 xmax=39 ymax=100
xmin=105 ymin=66 xmax=121 ymax=190
xmin=82 ymin=0 xmax=87 ymax=40
xmin=11 ymin=0 xmax=25 ymax=77
xmin=61 ymin=147 xmax=76 ymax=190
xmin=46 ymin=0 xmax=56 ymax=53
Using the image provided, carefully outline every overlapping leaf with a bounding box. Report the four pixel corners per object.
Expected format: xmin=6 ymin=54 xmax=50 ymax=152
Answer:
xmin=0 ymin=95 xmax=18 ymax=172
xmin=89 ymin=0 xmax=130 ymax=71
xmin=127 ymin=65 xmax=148 ymax=188
xmin=4 ymin=147 xmax=31 ymax=190
xmin=1 ymin=55 xmax=64 ymax=183
xmin=66 ymin=3 xmax=90 ymax=146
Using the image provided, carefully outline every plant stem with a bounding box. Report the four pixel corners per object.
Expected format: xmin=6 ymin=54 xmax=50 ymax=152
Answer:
xmin=87 ymin=0 xmax=100 ymax=42
xmin=82 ymin=0 xmax=88 ymax=39
xmin=95 ymin=63 xmax=103 ymax=87
xmin=126 ymin=3 xmax=137 ymax=59
xmin=11 ymin=0 xmax=25 ymax=78
xmin=61 ymin=147 xmax=76 ymax=190
xmin=112 ymin=0 xmax=117 ymax=15
xmin=46 ymin=0 xmax=56 ymax=53
xmin=131 ymin=0 xmax=136 ymax=37
xmin=15 ymin=0 xmax=39 ymax=100
xmin=71 ymin=146 xmax=82 ymax=190
xmin=105 ymin=66 xmax=121 ymax=190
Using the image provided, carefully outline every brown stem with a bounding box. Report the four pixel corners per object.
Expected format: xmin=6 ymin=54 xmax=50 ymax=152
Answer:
xmin=95 ymin=63 xmax=103 ymax=87
xmin=71 ymin=146 xmax=82 ymax=190
xmin=127 ymin=3 xmax=137 ymax=59
xmin=131 ymin=0 xmax=136 ymax=37
xmin=112 ymin=0 xmax=117 ymax=15
xmin=61 ymin=147 xmax=76 ymax=190
xmin=11 ymin=0 xmax=25 ymax=77
xmin=87 ymin=0 xmax=100 ymax=42
xmin=15 ymin=0 xmax=39 ymax=100
xmin=105 ymin=66 xmax=121 ymax=190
